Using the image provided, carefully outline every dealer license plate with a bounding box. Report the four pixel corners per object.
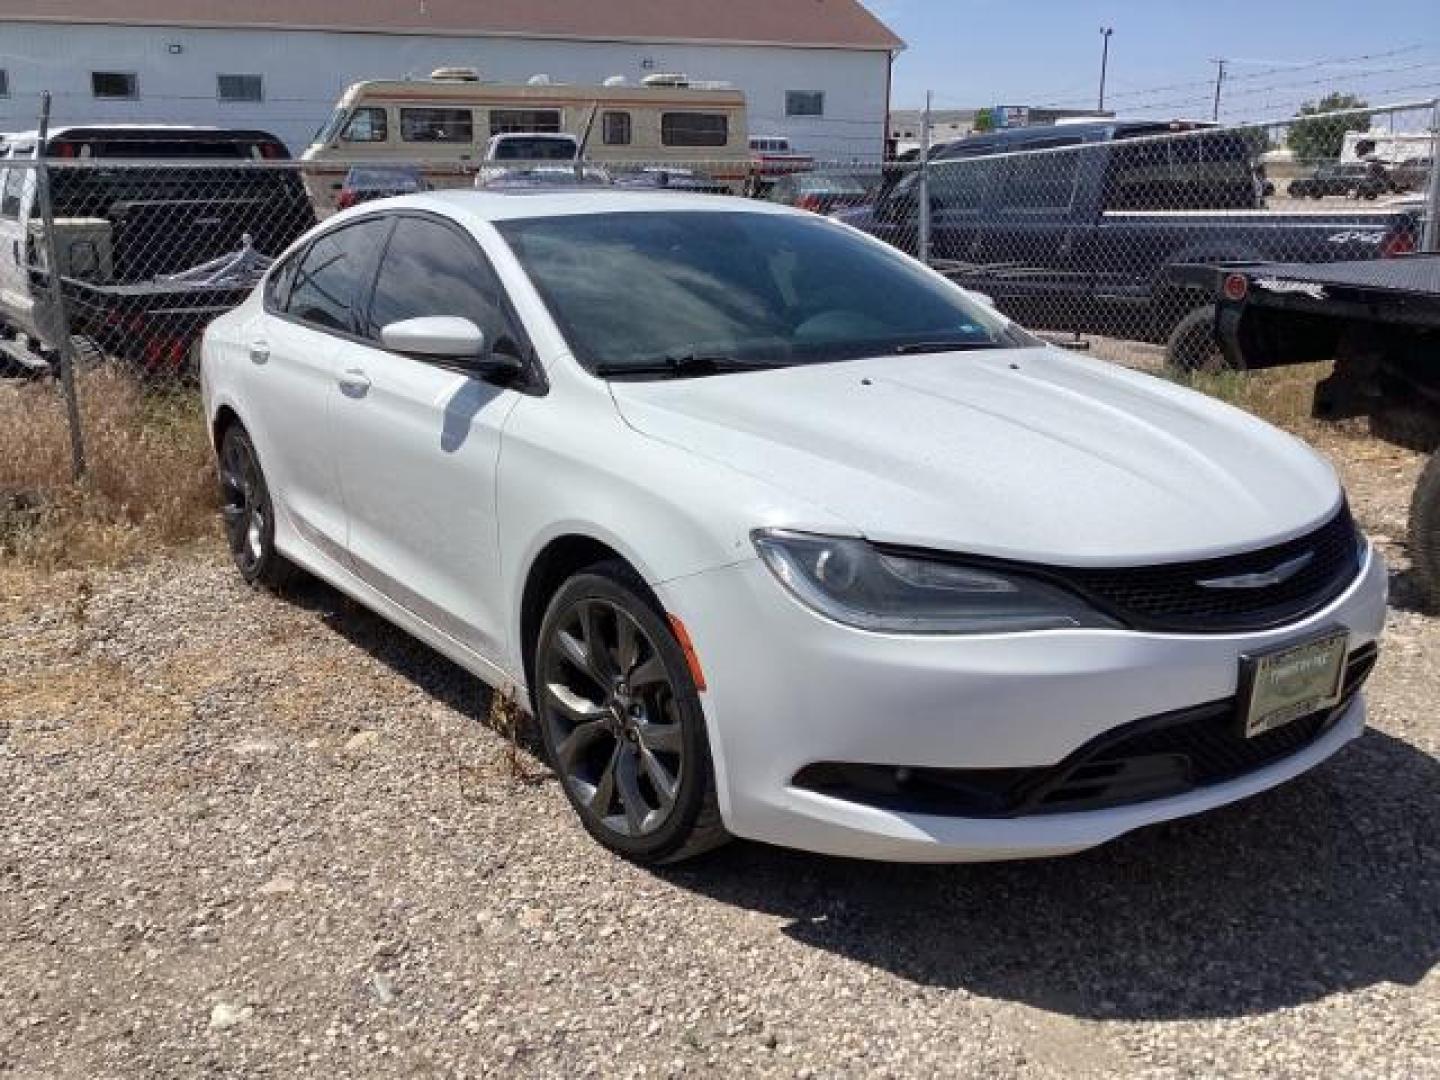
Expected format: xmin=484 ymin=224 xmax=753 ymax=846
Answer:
xmin=1239 ymin=629 xmax=1349 ymax=739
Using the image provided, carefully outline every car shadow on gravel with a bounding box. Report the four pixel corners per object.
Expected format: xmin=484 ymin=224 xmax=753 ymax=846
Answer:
xmin=278 ymin=577 xmax=545 ymax=750
xmin=665 ymin=730 xmax=1440 ymax=1021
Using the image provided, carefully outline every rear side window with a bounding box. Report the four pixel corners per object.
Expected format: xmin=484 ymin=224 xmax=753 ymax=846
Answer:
xmin=285 ymin=217 xmax=391 ymax=333
xmin=401 ymin=108 xmax=473 ymax=144
xmin=366 ymin=217 xmax=520 ymax=351
xmin=342 ymin=107 xmax=389 ymax=143
xmin=662 ymin=113 xmax=728 ymax=147
xmin=264 ymin=251 xmax=301 ymax=312
xmin=996 ymin=140 xmax=1082 ymax=211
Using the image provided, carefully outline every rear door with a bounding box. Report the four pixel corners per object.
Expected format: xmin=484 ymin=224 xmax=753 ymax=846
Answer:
xmin=329 ymin=212 xmax=528 ymax=663
xmin=247 ymin=214 xmax=392 ymax=566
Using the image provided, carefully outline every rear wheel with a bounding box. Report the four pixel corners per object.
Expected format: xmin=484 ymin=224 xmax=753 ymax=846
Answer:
xmin=1410 ymin=453 xmax=1440 ymax=606
xmin=534 ymin=562 xmax=727 ymax=864
xmin=218 ymin=424 xmax=297 ymax=589
xmin=1164 ymin=304 xmax=1236 ymax=373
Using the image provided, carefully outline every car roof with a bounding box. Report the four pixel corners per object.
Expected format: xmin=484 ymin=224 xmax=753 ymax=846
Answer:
xmin=396 ymin=188 xmax=801 ymax=222
xmin=933 ymin=119 xmax=1221 ymax=157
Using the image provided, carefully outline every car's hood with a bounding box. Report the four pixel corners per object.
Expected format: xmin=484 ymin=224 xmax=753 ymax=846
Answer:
xmin=608 ymin=347 xmax=1342 ymax=565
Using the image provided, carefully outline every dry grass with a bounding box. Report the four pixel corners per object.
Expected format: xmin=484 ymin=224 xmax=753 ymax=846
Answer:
xmin=0 ymin=366 xmax=218 ymax=568
xmin=1163 ymin=360 xmax=1361 ymax=443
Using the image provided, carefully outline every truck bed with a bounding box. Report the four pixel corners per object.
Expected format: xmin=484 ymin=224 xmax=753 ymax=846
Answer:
xmin=1223 ymin=253 xmax=1440 ymax=300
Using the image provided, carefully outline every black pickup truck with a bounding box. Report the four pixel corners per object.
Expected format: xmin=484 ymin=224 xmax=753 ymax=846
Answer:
xmin=840 ymin=121 xmax=1423 ymax=366
xmin=0 ymin=126 xmax=316 ymax=375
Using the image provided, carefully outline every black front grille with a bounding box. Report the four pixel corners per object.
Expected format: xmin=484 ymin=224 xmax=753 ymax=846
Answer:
xmin=1056 ymin=505 xmax=1362 ymax=633
xmin=794 ymin=643 xmax=1378 ymax=819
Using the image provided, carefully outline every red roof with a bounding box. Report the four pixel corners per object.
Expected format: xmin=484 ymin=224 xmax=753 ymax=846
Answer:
xmin=4 ymin=1 xmax=904 ymax=50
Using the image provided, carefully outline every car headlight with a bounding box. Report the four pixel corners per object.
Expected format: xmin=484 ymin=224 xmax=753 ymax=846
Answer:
xmin=752 ymin=530 xmax=1119 ymax=634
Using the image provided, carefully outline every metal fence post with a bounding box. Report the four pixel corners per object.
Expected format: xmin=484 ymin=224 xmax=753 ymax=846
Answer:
xmin=1425 ymin=98 xmax=1440 ymax=253
xmin=33 ymin=91 xmax=87 ymax=481
xmin=918 ymin=90 xmax=932 ymax=265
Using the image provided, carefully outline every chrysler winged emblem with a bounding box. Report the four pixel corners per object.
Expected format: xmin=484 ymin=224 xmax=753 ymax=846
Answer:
xmin=1197 ymin=551 xmax=1314 ymax=590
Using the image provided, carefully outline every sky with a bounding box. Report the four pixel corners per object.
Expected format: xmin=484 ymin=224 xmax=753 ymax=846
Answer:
xmin=870 ymin=0 xmax=1440 ymax=123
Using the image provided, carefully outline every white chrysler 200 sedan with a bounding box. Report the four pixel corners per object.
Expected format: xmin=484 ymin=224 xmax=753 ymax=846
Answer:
xmin=201 ymin=191 xmax=1387 ymax=864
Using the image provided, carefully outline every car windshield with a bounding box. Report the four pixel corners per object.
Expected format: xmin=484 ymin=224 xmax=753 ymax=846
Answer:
xmin=497 ymin=210 xmax=1030 ymax=374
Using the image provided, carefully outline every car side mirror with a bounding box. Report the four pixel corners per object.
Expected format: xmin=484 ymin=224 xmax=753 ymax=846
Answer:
xmin=380 ymin=316 xmax=522 ymax=381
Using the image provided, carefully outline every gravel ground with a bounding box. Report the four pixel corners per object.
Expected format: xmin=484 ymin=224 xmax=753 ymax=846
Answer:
xmin=2 ymin=435 xmax=1437 ymax=1078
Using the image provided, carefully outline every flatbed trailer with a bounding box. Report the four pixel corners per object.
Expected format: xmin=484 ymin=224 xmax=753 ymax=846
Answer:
xmin=1174 ymin=253 xmax=1440 ymax=601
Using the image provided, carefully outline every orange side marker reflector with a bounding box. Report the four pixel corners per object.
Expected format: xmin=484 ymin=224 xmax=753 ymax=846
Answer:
xmin=668 ymin=614 xmax=708 ymax=692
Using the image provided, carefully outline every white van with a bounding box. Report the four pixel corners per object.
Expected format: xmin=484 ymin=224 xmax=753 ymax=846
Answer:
xmin=300 ymin=69 xmax=751 ymax=207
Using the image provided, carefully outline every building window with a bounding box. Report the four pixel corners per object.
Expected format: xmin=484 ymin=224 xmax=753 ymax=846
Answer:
xmin=602 ymin=111 xmax=631 ymax=146
xmin=217 ymin=74 xmax=263 ymax=103
xmin=400 ymin=108 xmax=473 ymax=143
xmin=785 ymin=91 xmax=824 ymax=118
xmin=92 ymin=72 xmax=139 ymax=99
xmin=661 ymin=112 xmax=728 ymax=147
xmin=0 ymin=70 xmax=9 ymax=98
xmin=489 ymin=109 xmax=562 ymax=136
xmin=341 ymin=107 xmax=388 ymax=143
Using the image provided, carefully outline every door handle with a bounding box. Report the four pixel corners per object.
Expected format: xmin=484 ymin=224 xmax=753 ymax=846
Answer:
xmin=249 ymin=341 xmax=270 ymax=365
xmin=337 ymin=367 xmax=371 ymax=396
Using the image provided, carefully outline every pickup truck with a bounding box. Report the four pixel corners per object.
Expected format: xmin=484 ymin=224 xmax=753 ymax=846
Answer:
xmin=839 ymin=120 xmax=1423 ymax=367
xmin=0 ymin=126 xmax=316 ymax=375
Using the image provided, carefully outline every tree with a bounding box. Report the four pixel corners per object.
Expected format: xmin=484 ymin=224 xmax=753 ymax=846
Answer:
xmin=972 ymin=108 xmax=996 ymax=134
xmin=1286 ymin=93 xmax=1371 ymax=163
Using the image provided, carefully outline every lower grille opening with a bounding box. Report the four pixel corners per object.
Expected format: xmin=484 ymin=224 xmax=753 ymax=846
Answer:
xmin=793 ymin=643 xmax=1378 ymax=819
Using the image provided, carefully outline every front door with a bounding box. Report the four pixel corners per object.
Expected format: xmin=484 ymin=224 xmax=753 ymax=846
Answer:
xmin=330 ymin=212 xmax=528 ymax=663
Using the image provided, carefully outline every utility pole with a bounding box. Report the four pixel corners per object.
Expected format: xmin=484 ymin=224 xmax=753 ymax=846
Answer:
xmin=1098 ymin=28 xmax=1114 ymax=112
xmin=1210 ymin=58 xmax=1227 ymax=121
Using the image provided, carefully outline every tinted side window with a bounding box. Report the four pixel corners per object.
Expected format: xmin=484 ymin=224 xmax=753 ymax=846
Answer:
xmin=928 ymin=158 xmax=995 ymax=212
xmin=997 ymin=141 xmax=1082 ymax=211
xmin=264 ymin=251 xmax=301 ymax=311
xmin=366 ymin=217 xmax=518 ymax=351
xmin=285 ymin=218 xmax=390 ymax=332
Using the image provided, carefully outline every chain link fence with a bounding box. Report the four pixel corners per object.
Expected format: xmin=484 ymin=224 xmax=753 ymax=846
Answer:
xmin=1 ymin=100 xmax=1436 ymax=522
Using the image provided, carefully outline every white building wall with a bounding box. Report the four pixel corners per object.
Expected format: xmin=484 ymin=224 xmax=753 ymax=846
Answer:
xmin=0 ymin=22 xmax=890 ymax=160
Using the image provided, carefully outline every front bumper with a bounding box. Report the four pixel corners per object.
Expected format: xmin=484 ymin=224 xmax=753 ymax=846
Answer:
xmin=655 ymin=544 xmax=1387 ymax=863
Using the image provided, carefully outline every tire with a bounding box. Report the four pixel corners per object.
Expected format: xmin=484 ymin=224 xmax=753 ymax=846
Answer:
xmin=217 ymin=424 xmax=298 ymax=590
xmin=1369 ymin=407 xmax=1440 ymax=454
xmin=533 ymin=560 xmax=728 ymax=864
xmin=1410 ymin=453 xmax=1440 ymax=607
xmin=1164 ymin=304 xmax=1234 ymax=373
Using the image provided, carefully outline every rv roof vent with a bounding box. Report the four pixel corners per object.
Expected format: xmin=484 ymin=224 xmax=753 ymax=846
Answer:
xmin=430 ymin=67 xmax=480 ymax=82
xmin=603 ymin=75 xmax=629 ymax=87
xmin=528 ymin=73 xmax=554 ymax=86
xmin=642 ymin=73 xmax=691 ymax=88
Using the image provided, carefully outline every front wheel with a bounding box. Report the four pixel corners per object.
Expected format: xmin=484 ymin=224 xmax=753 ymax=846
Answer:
xmin=534 ymin=562 xmax=727 ymax=864
xmin=1410 ymin=453 xmax=1440 ymax=606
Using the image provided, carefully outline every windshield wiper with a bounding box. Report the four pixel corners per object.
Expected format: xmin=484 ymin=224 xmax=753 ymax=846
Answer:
xmin=892 ymin=340 xmax=1007 ymax=356
xmin=593 ymin=354 xmax=786 ymax=379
